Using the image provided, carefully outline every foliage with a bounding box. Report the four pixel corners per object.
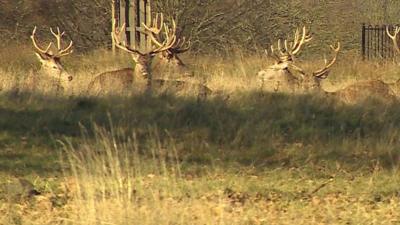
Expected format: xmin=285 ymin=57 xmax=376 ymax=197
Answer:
xmin=3 ymin=0 xmax=400 ymax=54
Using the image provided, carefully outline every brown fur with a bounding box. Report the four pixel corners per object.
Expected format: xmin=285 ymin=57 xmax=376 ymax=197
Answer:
xmin=87 ymin=68 xmax=212 ymax=99
xmin=332 ymin=80 xmax=397 ymax=104
xmin=87 ymin=68 xmax=146 ymax=95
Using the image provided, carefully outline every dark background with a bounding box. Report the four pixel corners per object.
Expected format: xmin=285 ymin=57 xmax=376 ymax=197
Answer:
xmin=1 ymin=0 xmax=400 ymax=54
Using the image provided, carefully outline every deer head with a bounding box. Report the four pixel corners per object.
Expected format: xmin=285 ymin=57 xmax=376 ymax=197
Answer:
xmin=113 ymin=13 xmax=177 ymax=83
xmin=31 ymin=26 xmax=74 ymax=83
xmin=301 ymin=43 xmax=341 ymax=91
xmin=144 ymin=14 xmax=191 ymax=66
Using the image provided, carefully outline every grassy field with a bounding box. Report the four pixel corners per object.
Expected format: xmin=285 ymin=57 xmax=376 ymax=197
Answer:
xmin=0 ymin=46 xmax=400 ymax=224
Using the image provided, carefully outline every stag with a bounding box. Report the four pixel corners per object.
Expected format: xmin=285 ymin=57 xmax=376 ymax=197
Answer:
xmin=258 ymin=26 xmax=312 ymax=93
xmin=29 ymin=26 xmax=73 ymax=92
xmin=88 ymin=13 xmax=212 ymax=99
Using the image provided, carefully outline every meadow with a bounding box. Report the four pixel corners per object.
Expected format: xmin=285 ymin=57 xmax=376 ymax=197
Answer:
xmin=0 ymin=45 xmax=400 ymax=224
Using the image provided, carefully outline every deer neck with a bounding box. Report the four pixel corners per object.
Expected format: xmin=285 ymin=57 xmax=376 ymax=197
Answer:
xmin=132 ymin=54 xmax=155 ymax=88
xmin=133 ymin=54 xmax=153 ymax=78
xmin=301 ymin=76 xmax=324 ymax=93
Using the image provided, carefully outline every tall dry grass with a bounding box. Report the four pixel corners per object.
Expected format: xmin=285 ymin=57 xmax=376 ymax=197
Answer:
xmin=1 ymin=46 xmax=400 ymax=224
xmin=1 ymin=44 xmax=400 ymax=97
xmin=2 ymin=122 xmax=400 ymax=225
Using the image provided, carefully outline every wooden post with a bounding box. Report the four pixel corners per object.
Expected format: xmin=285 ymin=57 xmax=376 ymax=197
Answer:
xmin=111 ymin=0 xmax=117 ymax=54
xmin=119 ymin=0 xmax=127 ymax=44
xmin=146 ymin=0 xmax=152 ymax=49
xmin=127 ymin=0 xmax=134 ymax=48
xmin=139 ymin=0 xmax=146 ymax=51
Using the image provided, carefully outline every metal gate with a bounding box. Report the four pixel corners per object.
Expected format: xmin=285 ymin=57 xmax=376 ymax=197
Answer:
xmin=361 ymin=24 xmax=399 ymax=60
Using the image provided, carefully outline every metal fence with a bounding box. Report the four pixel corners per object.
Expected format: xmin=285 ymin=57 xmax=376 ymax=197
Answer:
xmin=361 ymin=24 xmax=399 ymax=60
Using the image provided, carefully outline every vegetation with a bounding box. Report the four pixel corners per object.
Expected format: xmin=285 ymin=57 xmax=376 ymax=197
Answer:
xmin=3 ymin=0 xmax=400 ymax=53
xmin=0 ymin=46 xmax=400 ymax=224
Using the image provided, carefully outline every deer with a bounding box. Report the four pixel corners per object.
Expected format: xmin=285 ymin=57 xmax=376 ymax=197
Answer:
xmin=87 ymin=13 xmax=175 ymax=95
xmin=145 ymin=15 xmax=191 ymax=68
xmin=28 ymin=26 xmax=74 ymax=93
xmin=259 ymin=27 xmax=397 ymax=104
xmin=385 ymin=26 xmax=400 ymax=97
xmin=88 ymin=13 xmax=212 ymax=99
xmin=152 ymin=27 xmax=193 ymax=79
xmin=159 ymin=36 xmax=190 ymax=67
xmin=258 ymin=26 xmax=312 ymax=93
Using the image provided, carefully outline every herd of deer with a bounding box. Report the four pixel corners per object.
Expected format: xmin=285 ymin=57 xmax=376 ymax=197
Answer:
xmin=28 ymin=13 xmax=400 ymax=104
xmin=258 ymin=26 xmax=400 ymax=104
xmin=29 ymin=13 xmax=211 ymax=98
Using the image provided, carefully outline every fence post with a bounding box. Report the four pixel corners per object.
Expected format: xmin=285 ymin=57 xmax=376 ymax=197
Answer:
xmin=128 ymin=0 xmax=136 ymax=47
xmin=111 ymin=0 xmax=118 ymax=55
xmin=146 ymin=0 xmax=152 ymax=50
xmin=362 ymin=23 xmax=366 ymax=60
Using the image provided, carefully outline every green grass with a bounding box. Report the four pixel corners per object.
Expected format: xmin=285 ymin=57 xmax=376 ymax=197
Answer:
xmin=0 ymin=48 xmax=400 ymax=224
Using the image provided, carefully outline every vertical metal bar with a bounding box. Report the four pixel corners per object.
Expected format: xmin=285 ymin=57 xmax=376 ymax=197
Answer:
xmin=383 ymin=25 xmax=386 ymax=58
xmin=378 ymin=26 xmax=381 ymax=58
xmin=367 ymin=25 xmax=371 ymax=60
xmin=368 ymin=25 xmax=374 ymax=59
xmin=362 ymin=24 xmax=366 ymax=60
xmin=375 ymin=25 xmax=378 ymax=59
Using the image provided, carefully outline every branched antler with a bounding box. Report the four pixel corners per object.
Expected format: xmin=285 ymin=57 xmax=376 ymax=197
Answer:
xmin=313 ymin=42 xmax=341 ymax=79
xmin=266 ymin=26 xmax=312 ymax=63
xmin=31 ymin=26 xmax=73 ymax=58
xmin=113 ymin=13 xmax=177 ymax=56
xmin=387 ymin=26 xmax=400 ymax=53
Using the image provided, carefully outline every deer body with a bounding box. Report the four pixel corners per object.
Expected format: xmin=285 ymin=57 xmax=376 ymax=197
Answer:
xmin=258 ymin=63 xmax=301 ymax=93
xmin=88 ymin=70 xmax=211 ymax=98
xmin=87 ymin=68 xmax=141 ymax=95
xmin=331 ymin=80 xmax=397 ymax=104
xmin=152 ymin=78 xmax=212 ymax=99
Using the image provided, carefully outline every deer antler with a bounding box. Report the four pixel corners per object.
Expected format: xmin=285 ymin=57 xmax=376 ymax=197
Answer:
xmin=142 ymin=13 xmax=164 ymax=36
xmin=286 ymin=26 xmax=313 ymax=55
xmin=168 ymin=36 xmax=191 ymax=54
xmin=266 ymin=26 xmax=312 ymax=63
xmin=31 ymin=26 xmax=53 ymax=55
xmin=143 ymin=15 xmax=190 ymax=56
xmin=50 ymin=27 xmax=73 ymax=57
xmin=387 ymin=26 xmax=400 ymax=53
xmin=114 ymin=13 xmax=177 ymax=56
xmin=31 ymin=26 xmax=73 ymax=58
xmin=313 ymin=42 xmax=341 ymax=79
